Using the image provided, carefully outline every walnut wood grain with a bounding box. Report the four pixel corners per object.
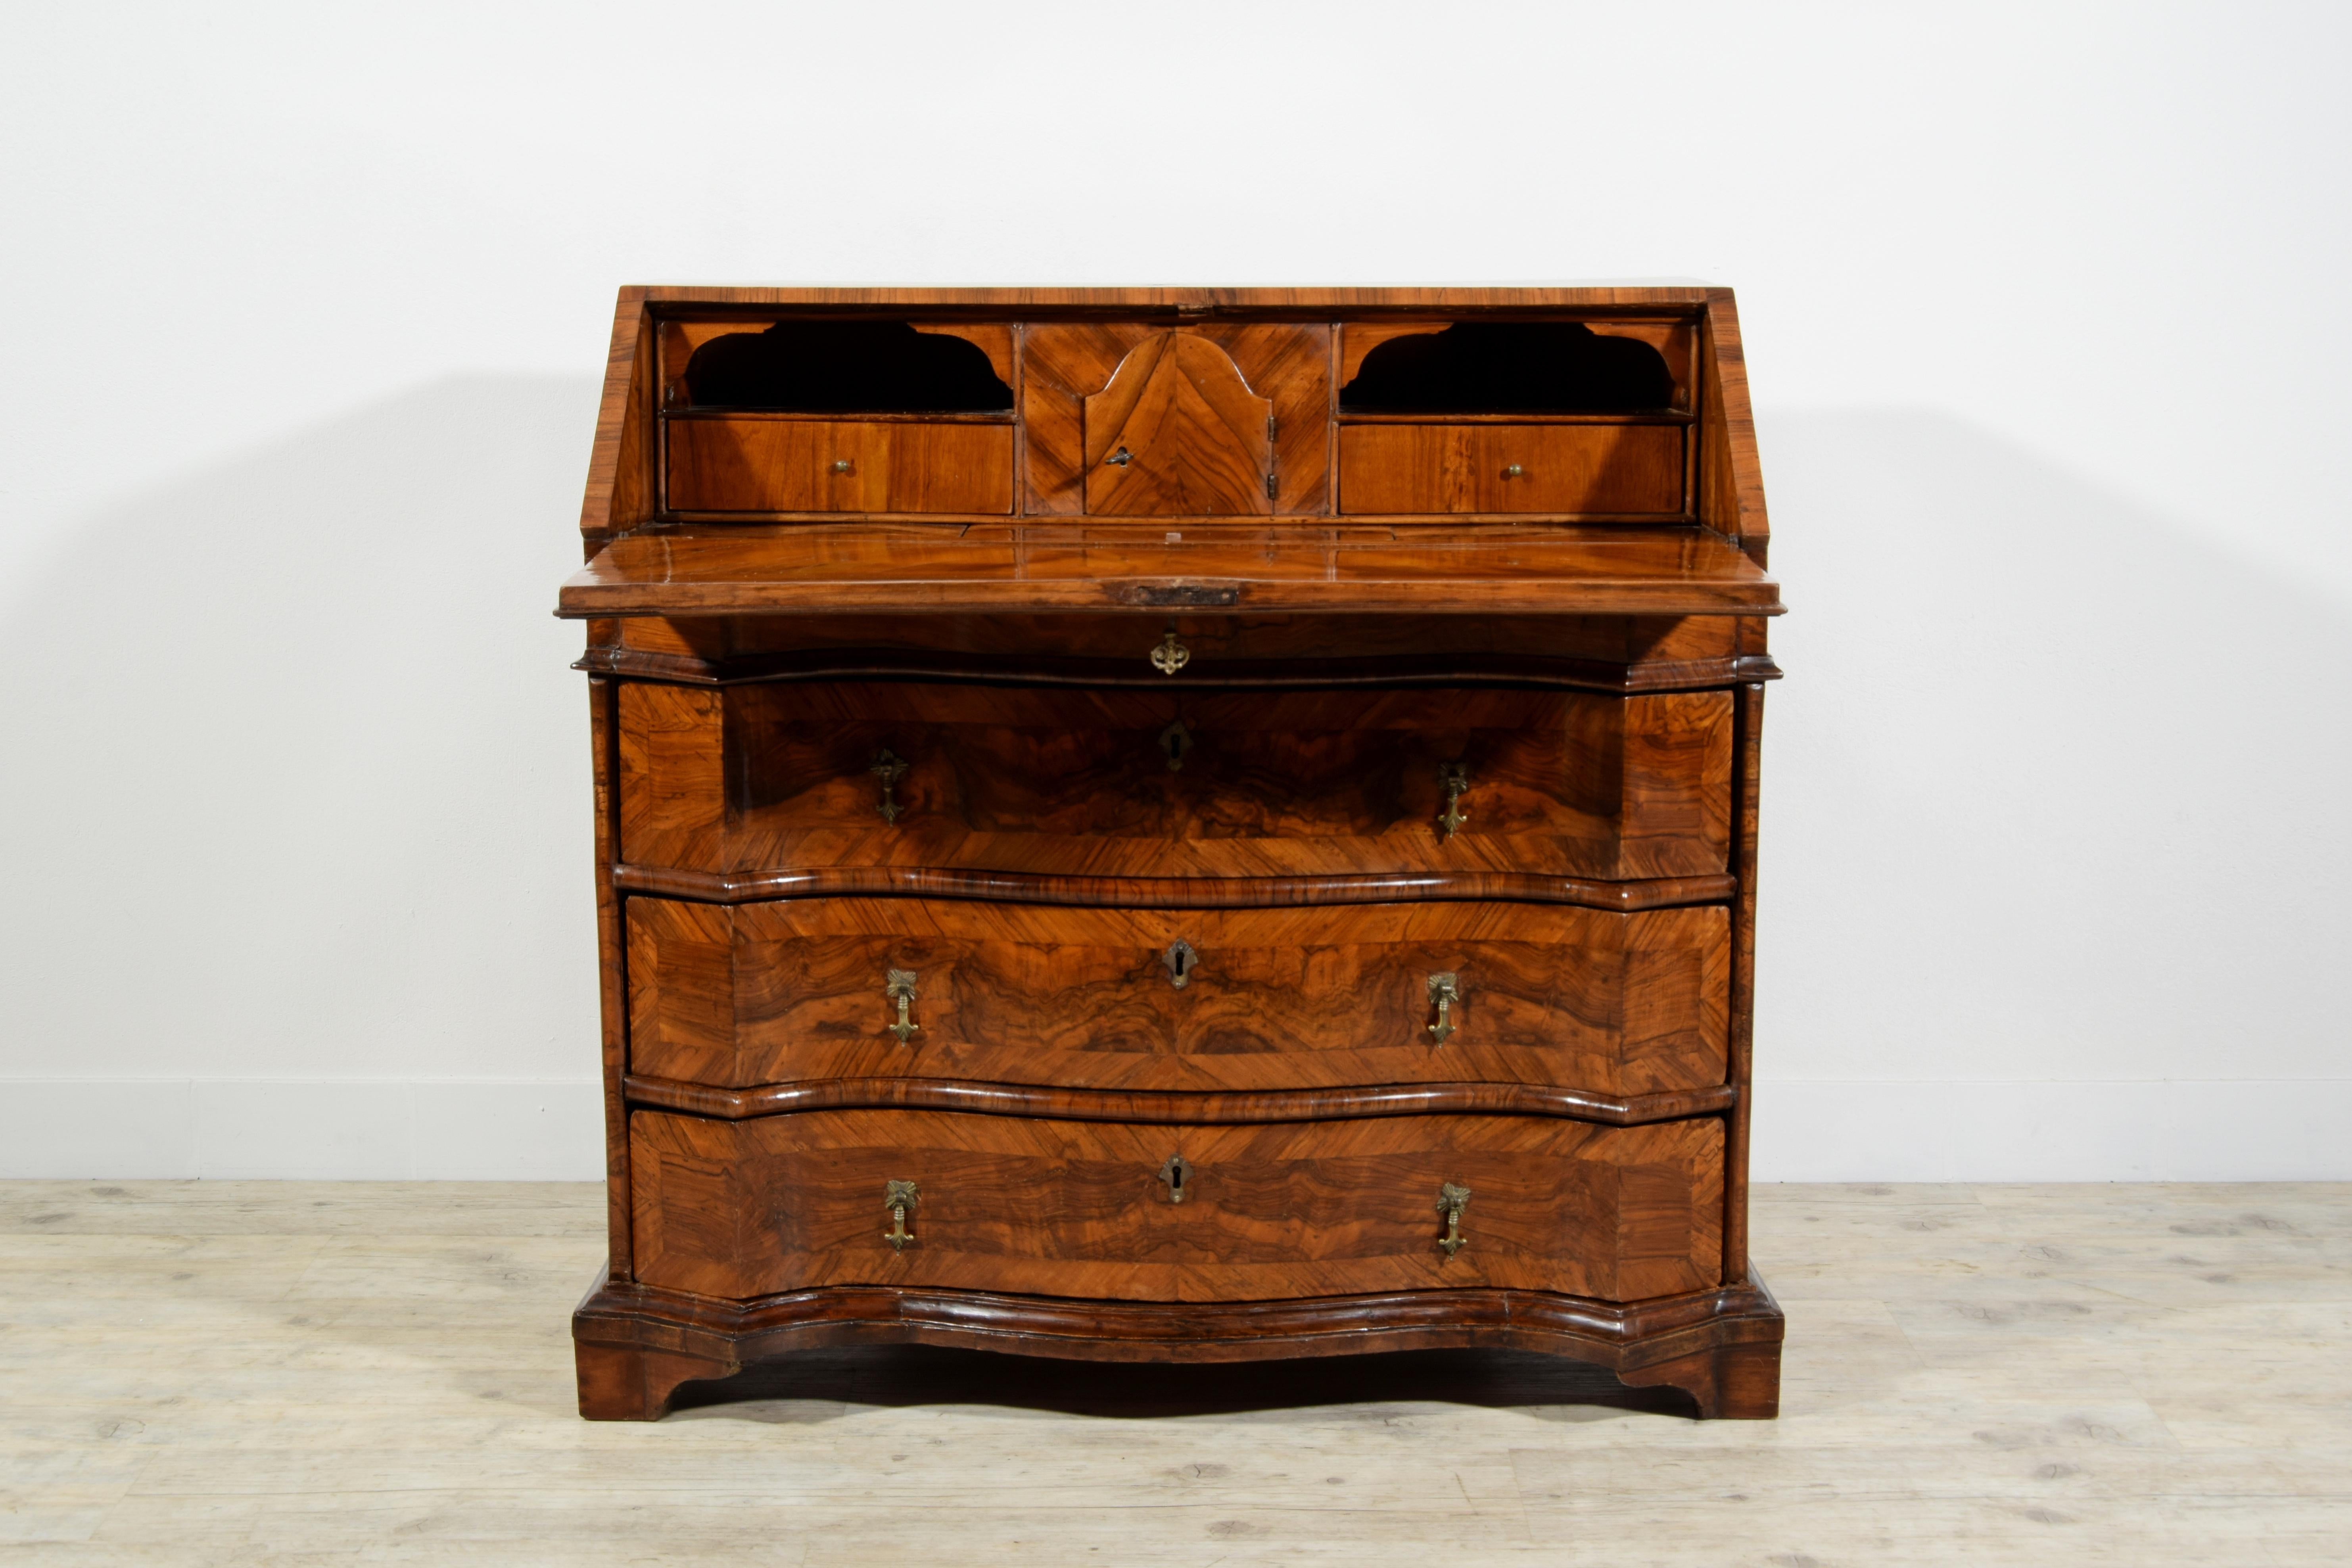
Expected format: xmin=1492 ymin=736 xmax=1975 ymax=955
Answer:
xmin=666 ymin=417 xmax=1013 ymax=514
xmin=579 ymin=297 xmax=654 ymax=545
xmin=629 ymin=1108 xmax=1724 ymax=1304
xmin=573 ymin=1265 xmax=1785 ymax=1419
xmin=568 ymin=285 xmax=1783 ymax=1424
xmin=624 ymin=896 xmax=1729 ymax=1096
xmin=622 ymin=1075 xmax=1738 ymax=1127
xmin=580 ymin=608 xmax=1772 ymax=695
xmin=1699 ymin=289 xmax=1769 ymax=563
xmin=589 ymin=678 xmax=633 ymax=1278
xmin=1337 ymin=424 xmax=1686 ymax=516
xmin=556 ymin=524 xmax=1781 ymax=618
xmin=1023 ymin=324 xmax=1330 ymax=517
xmin=618 ymin=680 xmax=1734 ymax=883
xmin=1724 ymin=680 xmax=1765 ymax=1284
xmin=1083 ymin=333 xmax=1274 ymax=516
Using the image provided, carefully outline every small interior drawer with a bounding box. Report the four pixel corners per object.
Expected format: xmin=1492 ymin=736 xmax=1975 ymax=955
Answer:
xmin=630 ymin=1107 xmax=1726 ymax=1303
xmin=666 ymin=416 xmax=1014 ymax=514
xmin=1338 ymin=423 xmax=1687 ymax=516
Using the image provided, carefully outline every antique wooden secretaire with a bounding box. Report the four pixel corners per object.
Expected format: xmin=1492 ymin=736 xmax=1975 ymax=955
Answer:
xmin=556 ymin=286 xmax=1785 ymax=1420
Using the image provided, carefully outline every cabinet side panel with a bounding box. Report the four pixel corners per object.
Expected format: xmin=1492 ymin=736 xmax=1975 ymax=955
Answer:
xmin=617 ymin=683 xmax=728 ymax=870
xmin=1619 ymin=691 xmax=1736 ymax=877
xmin=589 ymin=677 xmax=633 ymax=1277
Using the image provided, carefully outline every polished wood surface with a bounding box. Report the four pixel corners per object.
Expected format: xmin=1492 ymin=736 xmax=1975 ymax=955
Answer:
xmin=565 ymin=285 xmax=1782 ymax=1421
xmin=587 ymin=608 xmax=1771 ymax=694
xmin=624 ymin=896 xmax=1728 ymax=1094
xmin=629 ymin=1109 xmax=1725 ymax=1304
xmin=666 ymin=417 xmax=1013 ymax=514
xmin=556 ymin=523 xmax=1783 ymax=618
xmin=616 ymin=680 xmax=1733 ymax=882
xmin=1083 ymin=332 xmax=1274 ymax=516
xmin=1336 ymin=423 xmax=1686 ymax=516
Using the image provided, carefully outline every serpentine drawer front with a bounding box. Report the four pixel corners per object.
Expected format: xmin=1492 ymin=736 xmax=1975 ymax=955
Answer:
xmin=625 ymin=896 xmax=1729 ymax=1096
xmin=629 ymin=1108 xmax=1725 ymax=1304
xmin=562 ymin=286 xmax=1785 ymax=1422
xmin=617 ymin=682 xmax=1733 ymax=883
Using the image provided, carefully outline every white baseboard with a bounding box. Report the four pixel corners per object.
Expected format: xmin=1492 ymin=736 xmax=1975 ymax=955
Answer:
xmin=0 ymin=1078 xmax=2344 ymax=1182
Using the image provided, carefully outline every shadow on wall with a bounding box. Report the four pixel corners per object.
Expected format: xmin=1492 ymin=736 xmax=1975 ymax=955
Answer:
xmin=0 ymin=376 xmax=606 ymax=1083
xmin=1757 ymin=407 xmax=2352 ymax=1094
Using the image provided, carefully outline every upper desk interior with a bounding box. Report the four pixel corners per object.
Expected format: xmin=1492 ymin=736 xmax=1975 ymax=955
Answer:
xmin=561 ymin=287 xmax=1776 ymax=620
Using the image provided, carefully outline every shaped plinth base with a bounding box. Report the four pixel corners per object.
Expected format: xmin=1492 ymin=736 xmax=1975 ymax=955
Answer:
xmin=572 ymin=1267 xmax=1784 ymax=1422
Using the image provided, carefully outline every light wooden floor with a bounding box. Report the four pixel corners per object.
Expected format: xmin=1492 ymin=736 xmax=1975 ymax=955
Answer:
xmin=2 ymin=1182 xmax=2345 ymax=1565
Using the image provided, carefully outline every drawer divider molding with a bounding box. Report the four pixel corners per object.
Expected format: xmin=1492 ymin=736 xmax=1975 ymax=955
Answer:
xmin=610 ymin=864 xmax=1740 ymax=912
xmin=620 ymin=1074 xmax=1738 ymax=1128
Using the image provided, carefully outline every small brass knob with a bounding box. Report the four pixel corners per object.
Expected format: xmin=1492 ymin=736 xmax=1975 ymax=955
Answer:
xmin=832 ymin=459 xmax=854 ymax=474
xmin=1502 ymin=463 xmax=1524 ymax=479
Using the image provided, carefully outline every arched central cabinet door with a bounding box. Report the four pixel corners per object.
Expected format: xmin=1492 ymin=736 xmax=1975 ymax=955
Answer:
xmin=1082 ymin=332 xmax=1275 ymax=516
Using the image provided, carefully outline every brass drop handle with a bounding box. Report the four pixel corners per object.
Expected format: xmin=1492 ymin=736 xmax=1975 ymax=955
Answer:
xmin=870 ymin=749 xmax=909 ymax=824
xmin=1437 ymin=1182 xmax=1471 ymax=1258
xmin=1163 ymin=939 xmax=1200 ymax=989
xmin=1437 ymin=762 xmax=1470 ymax=840
xmin=883 ymin=1180 xmax=919 ymax=1250
xmin=1149 ymin=629 xmax=1191 ymax=676
xmin=1159 ymin=718 xmax=1192 ymax=772
xmin=1427 ymin=972 xmax=1461 ymax=1045
xmin=885 ymin=968 xmax=919 ymax=1044
xmin=1502 ymin=463 xmax=1524 ymax=479
xmin=1106 ymin=446 xmax=1134 ymax=467
xmin=832 ymin=458 xmax=854 ymax=474
xmin=1158 ymin=1153 xmax=1193 ymax=1204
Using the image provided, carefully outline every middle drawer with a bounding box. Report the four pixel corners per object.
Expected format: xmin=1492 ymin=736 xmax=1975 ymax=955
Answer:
xmin=627 ymin=896 xmax=1728 ymax=1095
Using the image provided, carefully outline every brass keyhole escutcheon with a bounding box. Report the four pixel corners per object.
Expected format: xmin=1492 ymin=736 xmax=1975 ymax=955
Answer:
xmin=870 ymin=749 xmax=909 ymax=824
xmin=1159 ymin=719 xmax=1193 ymax=772
xmin=1436 ymin=1182 xmax=1471 ymax=1258
xmin=884 ymin=968 xmax=919 ymax=1044
xmin=1163 ymin=939 xmax=1200 ymax=989
xmin=883 ymin=1179 xmax=919 ymax=1251
xmin=1437 ymin=762 xmax=1470 ymax=841
xmin=1158 ymin=1153 xmax=1193 ymax=1204
xmin=1149 ymin=629 xmax=1191 ymax=676
xmin=1427 ymin=972 xmax=1461 ymax=1045
xmin=1106 ymin=446 xmax=1133 ymax=467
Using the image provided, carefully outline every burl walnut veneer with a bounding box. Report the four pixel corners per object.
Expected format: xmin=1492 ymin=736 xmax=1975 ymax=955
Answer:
xmin=558 ymin=287 xmax=1785 ymax=1420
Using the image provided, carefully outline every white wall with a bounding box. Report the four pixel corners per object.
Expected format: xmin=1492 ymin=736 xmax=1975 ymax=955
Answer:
xmin=2 ymin=1 xmax=2345 ymax=1180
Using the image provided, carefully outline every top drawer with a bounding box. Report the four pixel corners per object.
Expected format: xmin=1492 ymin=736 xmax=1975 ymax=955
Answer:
xmin=617 ymin=681 xmax=1734 ymax=884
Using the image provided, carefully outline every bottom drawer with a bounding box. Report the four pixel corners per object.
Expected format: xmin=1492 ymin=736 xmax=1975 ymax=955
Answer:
xmin=631 ymin=1108 xmax=1724 ymax=1305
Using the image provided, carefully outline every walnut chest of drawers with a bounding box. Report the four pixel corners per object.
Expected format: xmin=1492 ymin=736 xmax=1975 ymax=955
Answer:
xmin=558 ymin=286 xmax=1785 ymax=1420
